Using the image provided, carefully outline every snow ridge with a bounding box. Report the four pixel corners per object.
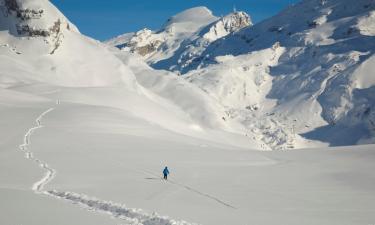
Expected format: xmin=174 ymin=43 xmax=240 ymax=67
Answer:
xmin=18 ymin=101 xmax=197 ymax=225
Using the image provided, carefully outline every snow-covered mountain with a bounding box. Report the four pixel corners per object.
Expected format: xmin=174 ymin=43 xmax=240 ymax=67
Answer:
xmin=2 ymin=1 xmax=375 ymax=225
xmin=107 ymin=0 xmax=375 ymax=149
xmin=106 ymin=7 xmax=252 ymax=74
xmin=189 ymin=0 xmax=375 ymax=148
xmin=1 ymin=0 xmax=374 ymax=150
xmin=0 ymin=0 xmax=261 ymax=147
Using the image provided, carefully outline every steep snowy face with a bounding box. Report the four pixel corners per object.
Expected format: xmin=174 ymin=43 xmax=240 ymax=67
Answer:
xmin=0 ymin=0 xmax=137 ymax=88
xmin=106 ymin=8 xmax=252 ymax=73
xmin=183 ymin=0 xmax=375 ymax=147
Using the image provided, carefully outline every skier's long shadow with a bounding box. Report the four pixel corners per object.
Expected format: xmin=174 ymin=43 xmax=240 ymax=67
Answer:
xmin=144 ymin=177 xmax=161 ymax=180
xmin=141 ymin=170 xmax=237 ymax=209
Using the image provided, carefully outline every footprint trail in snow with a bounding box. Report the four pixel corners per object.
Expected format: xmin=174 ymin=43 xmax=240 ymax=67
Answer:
xmin=19 ymin=107 xmax=55 ymax=194
xmin=18 ymin=101 xmax=198 ymax=225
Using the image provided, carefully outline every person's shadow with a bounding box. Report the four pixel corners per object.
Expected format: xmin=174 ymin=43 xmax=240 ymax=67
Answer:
xmin=144 ymin=177 xmax=160 ymax=180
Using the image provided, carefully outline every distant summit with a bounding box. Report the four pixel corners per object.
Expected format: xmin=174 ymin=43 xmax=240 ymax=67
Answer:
xmin=105 ymin=7 xmax=252 ymax=73
xmin=161 ymin=6 xmax=217 ymax=30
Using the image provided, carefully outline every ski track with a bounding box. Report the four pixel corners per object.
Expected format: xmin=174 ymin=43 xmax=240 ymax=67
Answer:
xmin=141 ymin=170 xmax=237 ymax=209
xmin=18 ymin=102 xmax=199 ymax=225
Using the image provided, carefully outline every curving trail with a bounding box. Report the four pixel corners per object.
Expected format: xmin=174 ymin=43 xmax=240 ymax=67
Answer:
xmin=19 ymin=107 xmax=56 ymax=194
xmin=18 ymin=101 xmax=198 ymax=225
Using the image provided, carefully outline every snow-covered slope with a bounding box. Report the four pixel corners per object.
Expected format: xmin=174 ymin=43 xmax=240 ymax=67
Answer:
xmin=189 ymin=0 xmax=375 ymax=148
xmin=0 ymin=0 xmax=266 ymax=148
xmin=0 ymin=1 xmax=259 ymax=224
xmin=106 ymin=8 xmax=252 ymax=74
xmin=1 ymin=0 xmax=244 ymax=143
xmin=107 ymin=0 xmax=375 ymax=149
xmin=1 ymin=1 xmax=375 ymax=225
xmin=2 ymin=86 xmax=375 ymax=225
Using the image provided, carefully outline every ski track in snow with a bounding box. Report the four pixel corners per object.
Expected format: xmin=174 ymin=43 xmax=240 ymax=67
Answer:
xmin=18 ymin=101 xmax=199 ymax=225
xmin=141 ymin=170 xmax=237 ymax=209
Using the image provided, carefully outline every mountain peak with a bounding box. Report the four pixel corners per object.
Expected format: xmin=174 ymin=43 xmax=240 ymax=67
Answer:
xmin=161 ymin=6 xmax=218 ymax=33
xmin=202 ymin=11 xmax=252 ymax=41
xmin=165 ymin=6 xmax=216 ymax=25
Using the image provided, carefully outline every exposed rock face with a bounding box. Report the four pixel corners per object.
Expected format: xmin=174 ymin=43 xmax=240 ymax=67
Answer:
xmin=202 ymin=11 xmax=252 ymax=42
xmin=117 ymin=29 xmax=164 ymax=56
xmin=5 ymin=0 xmax=43 ymax=20
xmin=3 ymin=0 xmax=58 ymax=37
xmin=1 ymin=0 xmax=67 ymax=54
xmin=0 ymin=0 xmax=137 ymax=88
xmin=135 ymin=41 xmax=162 ymax=56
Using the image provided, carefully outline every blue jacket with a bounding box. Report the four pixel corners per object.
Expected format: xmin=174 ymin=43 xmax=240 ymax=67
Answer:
xmin=163 ymin=167 xmax=169 ymax=175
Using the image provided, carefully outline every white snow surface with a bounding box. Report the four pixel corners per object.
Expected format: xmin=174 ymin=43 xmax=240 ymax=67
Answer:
xmin=1 ymin=87 xmax=375 ymax=225
xmin=1 ymin=0 xmax=375 ymax=225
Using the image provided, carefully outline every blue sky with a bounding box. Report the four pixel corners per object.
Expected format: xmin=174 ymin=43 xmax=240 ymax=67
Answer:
xmin=51 ymin=0 xmax=299 ymax=41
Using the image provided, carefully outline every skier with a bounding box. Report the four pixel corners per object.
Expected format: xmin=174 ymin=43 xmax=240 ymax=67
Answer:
xmin=163 ymin=166 xmax=170 ymax=180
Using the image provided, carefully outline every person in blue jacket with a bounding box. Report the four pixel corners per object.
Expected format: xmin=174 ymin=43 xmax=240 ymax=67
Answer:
xmin=163 ymin=166 xmax=170 ymax=180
